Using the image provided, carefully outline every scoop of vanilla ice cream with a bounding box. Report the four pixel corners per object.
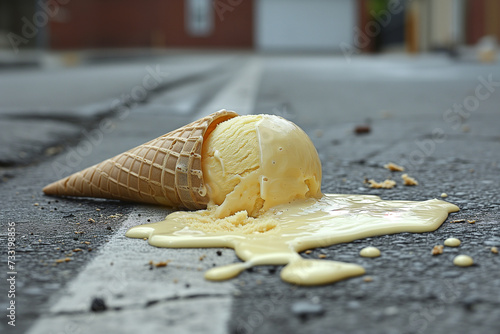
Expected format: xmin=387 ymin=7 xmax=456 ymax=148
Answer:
xmin=202 ymin=114 xmax=322 ymax=218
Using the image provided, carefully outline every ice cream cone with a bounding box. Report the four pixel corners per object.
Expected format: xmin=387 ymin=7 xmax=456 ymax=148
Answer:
xmin=43 ymin=110 xmax=238 ymax=210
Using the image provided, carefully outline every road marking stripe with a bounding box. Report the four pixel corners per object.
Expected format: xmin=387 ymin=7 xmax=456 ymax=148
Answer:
xmin=195 ymin=56 xmax=262 ymax=118
xmin=27 ymin=207 xmax=236 ymax=334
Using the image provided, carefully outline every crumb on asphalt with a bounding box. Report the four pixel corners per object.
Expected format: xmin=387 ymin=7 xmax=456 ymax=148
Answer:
xmin=55 ymin=257 xmax=72 ymax=264
xmin=402 ymin=174 xmax=418 ymax=186
xmin=432 ymin=245 xmax=444 ymax=255
xmin=368 ymin=179 xmax=396 ymax=189
xmin=150 ymin=260 xmax=171 ymax=268
xmin=384 ymin=162 xmax=405 ymax=172
xmin=354 ymin=125 xmax=371 ymax=134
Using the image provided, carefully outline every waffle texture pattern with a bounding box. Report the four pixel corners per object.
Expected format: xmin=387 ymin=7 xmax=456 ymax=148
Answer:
xmin=43 ymin=110 xmax=238 ymax=209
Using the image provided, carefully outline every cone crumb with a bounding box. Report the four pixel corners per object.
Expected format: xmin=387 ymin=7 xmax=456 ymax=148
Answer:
xmin=468 ymin=220 xmax=476 ymax=224
xmin=441 ymin=193 xmax=448 ymax=198
xmin=55 ymin=257 xmax=72 ymax=264
xmin=402 ymin=174 xmax=418 ymax=186
xmin=491 ymin=247 xmax=498 ymax=254
xmin=368 ymin=179 xmax=396 ymax=189
xmin=432 ymin=245 xmax=444 ymax=255
xmin=384 ymin=162 xmax=405 ymax=172
xmin=154 ymin=260 xmax=171 ymax=268
xmin=182 ymin=210 xmax=278 ymax=234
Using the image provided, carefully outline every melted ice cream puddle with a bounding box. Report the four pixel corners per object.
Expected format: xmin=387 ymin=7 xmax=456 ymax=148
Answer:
xmin=127 ymin=115 xmax=459 ymax=285
xmin=126 ymin=194 xmax=458 ymax=285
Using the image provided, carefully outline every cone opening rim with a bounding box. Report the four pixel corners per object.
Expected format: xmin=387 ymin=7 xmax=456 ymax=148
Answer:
xmin=203 ymin=113 xmax=239 ymax=144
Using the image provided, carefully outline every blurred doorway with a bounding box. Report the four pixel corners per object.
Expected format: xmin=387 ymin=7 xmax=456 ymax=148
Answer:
xmin=256 ymin=0 xmax=356 ymax=51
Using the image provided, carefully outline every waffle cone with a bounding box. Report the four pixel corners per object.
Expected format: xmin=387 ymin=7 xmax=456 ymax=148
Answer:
xmin=43 ymin=110 xmax=238 ymax=210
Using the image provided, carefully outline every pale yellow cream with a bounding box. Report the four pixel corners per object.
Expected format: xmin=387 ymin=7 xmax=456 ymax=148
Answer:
xmin=126 ymin=194 xmax=458 ymax=285
xmin=453 ymin=255 xmax=473 ymax=267
xmin=360 ymin=246 xmax=381 ymax=258
xmin=202 ymin=115 xmax=321 ymax=218
xmin=126 ymin=115 xmax=459 ymax=286
xmin=444 ymin=237 xmax=461 ymax=247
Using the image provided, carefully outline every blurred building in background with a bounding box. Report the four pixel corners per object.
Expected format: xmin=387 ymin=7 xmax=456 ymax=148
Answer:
xmin=0 ymin=0 xmax=499 ymax=54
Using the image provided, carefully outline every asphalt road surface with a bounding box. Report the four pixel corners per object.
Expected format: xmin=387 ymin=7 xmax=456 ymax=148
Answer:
xmin=1 ymin=51 xmax=500 ymax=334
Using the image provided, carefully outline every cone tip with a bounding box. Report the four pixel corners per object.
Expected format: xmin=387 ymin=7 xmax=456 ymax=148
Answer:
xmin=42 ymin=181 xmax=59 ymax=195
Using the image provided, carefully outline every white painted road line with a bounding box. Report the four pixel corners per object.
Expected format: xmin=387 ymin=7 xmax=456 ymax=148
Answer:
xmin=27 ymin=207 xmax=236 ymax=334
xmin=195 ymin=56 xmax=262 ymax=118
